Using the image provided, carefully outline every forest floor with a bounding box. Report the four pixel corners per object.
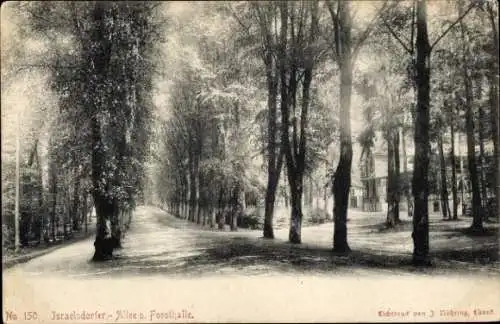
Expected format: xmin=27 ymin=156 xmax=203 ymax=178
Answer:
xmin=3 ymin=206 xmax=499 ymax=322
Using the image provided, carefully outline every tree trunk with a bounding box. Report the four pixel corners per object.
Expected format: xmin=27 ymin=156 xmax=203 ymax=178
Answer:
xmin=239 ymin=186 xmax=246 ymax=221
xmin=332 ymin=0 xmax=353 ymax=253
xmin=459 ymin=8 xmax=483 ymax=231
xmin=264 ymin=175 xmax=279 ymax=238
xmin=110 ymin=200 xmax=122 ymax=249
xmin=450 ymin=114 xmax=459 ymax=220
xmin=90 ymin=1 xmax=115 ymax=261
xmin=202 ymin=199 xmax=207 ymax=226
xmin=412 ymin=0 xmax=431 ymax=266
xmin=63 ymin=190 xmax=69 ymax=239
xmin=315 ymin=182 xmax=320 ymax=210
xmin=394 ymin=129 xmax=401 ymax=221
xmin=196 ymin=179 xmax=203 ymax=225
xmin=478 ymin=105 xmax=488 ymax=218
xmin=83 ymin=193 xmax=88 ymax=234
xmin=401 ymin=119 xmax=413 ymax=217
xmin=181 ymin=178 xmax=187 ymax=219
xmin=324 ymin=160 xmax=328 ymax=212
xmin=465 ymin=105 xmax=482 ymax=229
xmin=34 ymin=153 xmax=44 ymax=244
xmin=230 ymin=184 xmax=239 ymax=231
xmin=288 ymin=176 xmax=303 ymax=244
xmin=92 ymin=194 xmax=115 ymax=261
xmin=283 ymin=185 xmax=289 ymax=208
xmin=185 ymin=169 xmax=191 ymax=220
xmin=49 ymin=163 xmax=57 ymax=242
xmin=217 ymin=187 xmax=225 ymax=230
xmin=72 ymin=178 xmax=81 ymax=231
xmin=263 ymin=51 xmax=282 ymax=239
xmin=209 ymin=204 xmax=215 ymax=228
xmin=188 ymin=149 xmax=195 ymax=222
xmin=209 ymin=192 xmax=216 ymax=228
xmin=308 ymin=175 xmax=314 ymax=207
xmin=438 ymin=136 xmax=450 ymax=220
xmin=386 ymin=129 xmax=400 ymax=227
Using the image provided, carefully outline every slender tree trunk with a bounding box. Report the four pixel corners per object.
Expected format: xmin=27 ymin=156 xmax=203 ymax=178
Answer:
xmin=412 ymin=0 xmax=431 ymax=266
xmin=217 ymin=187 xmax=225 ymax=230
xmin=308 ymin=175 xmax=314 ymax=207
xmin=394 ymin=129 xmax=401 ymax=222
xmin=263 ymin=54 xmax=282 ymax=239
xmin=196 ymin=177 xmax=202 ymax=225
xmin=72 ymin=178 xmax=80 ymax=231
xmin=324 ymin=161 xmax=328 ymax=212
xmin=230 ymin=184 xmax=239 ymax=231
xmin=209 ymin=202 xmax=215 ymax=228
xmin=465 ymin=104 xmax=483 ymax=229
xmin=63 ymin=190 xmax=69 ymax=239
xmin=278 ymin=1 xmax=301 ymax=244
xmin=332 ymin=1 xmax=353 ymax=253
xmin=181 ymin=179 xmax=187 ymax=219
xmin=185 ymin=170 xmax=191 ymax=220
xmin=314 ymin=181 xmax=320 ymax=210
xmin=401 ymin=120 xmax=413 ymax=217
xmin=201 ymin=193 xmax=207 ymax=226
xmin=50 ymin=163 xmax=57 ymax=242
xmin=288 ymin=175 xmax=303 ymax=244
xmin=283 ymin=185 xmax=289 ymax=208
xmin=67 ymin=191 xmax=73 ymax=237
xmin=478 ymin=105 xmax=489 ymax=218
xmin=264 ymin=174 xmax=279 ymax=238
xmin=83 ymin=193 xmax=88 ymax=234
xmin=459 ymin=9 xmax=483 ymax=231
xmin=450 ymin=117 xmax=459 ymax=220
xmin=438 ymin=136 xmax=450 ymax=220
xmin=34 ymin=155 xmax=44 ymax=244
xmin=239 ymin=186 xmax=246 ymax=224
xmin=188 ymin=149 xmax=195 ymax=222
xmin=386 ymin=129 xmax=400 ymax=226
xmin=289 ymin=61 xmax=311 ymax=242
xmin=387 ymin=131 xmax=397 ymax=227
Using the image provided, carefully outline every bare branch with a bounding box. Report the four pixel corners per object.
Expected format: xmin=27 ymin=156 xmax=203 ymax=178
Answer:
xmin=382 ymin=18 xmax=412 ymax=54
xmin=325 ymin=0 xmax=340 ymax=59
xmin=430 ymin=2 xmax=478 ymax=51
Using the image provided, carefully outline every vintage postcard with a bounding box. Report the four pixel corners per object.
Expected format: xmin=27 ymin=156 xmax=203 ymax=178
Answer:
xmin=2 ymin=0 xmax=499 ymax=323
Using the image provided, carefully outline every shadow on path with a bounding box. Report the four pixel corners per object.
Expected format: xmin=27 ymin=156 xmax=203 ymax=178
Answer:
xmin=9 ymin=206 xmax=499 ymax=279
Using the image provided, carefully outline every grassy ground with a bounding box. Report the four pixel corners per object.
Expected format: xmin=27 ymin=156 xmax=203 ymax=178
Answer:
xmin=152 ymin=208 xmax=499 ymax=276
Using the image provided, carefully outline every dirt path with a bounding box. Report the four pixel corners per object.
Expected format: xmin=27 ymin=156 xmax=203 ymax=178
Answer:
xmin=3 ymin=206 xmax=499 ymax=278
xmin=3 ymin=206 xmax=499 ymax=323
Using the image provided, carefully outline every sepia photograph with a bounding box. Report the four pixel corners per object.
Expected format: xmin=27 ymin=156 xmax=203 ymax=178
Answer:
xmin=2 ymin=0 xmax=499 ymax=322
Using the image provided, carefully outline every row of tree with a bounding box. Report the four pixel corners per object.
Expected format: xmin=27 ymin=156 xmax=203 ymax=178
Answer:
xmin=157 ymin=0 xmax=498 ymax=265
xmin=2 ymin=0 xmax=498 ymax=265
xmin=2 ymin=2 xmax=165 ymax=260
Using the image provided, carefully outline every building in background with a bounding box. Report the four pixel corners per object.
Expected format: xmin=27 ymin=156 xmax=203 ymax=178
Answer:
xmin=357 ymin=129 xmax=494 ymax=216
